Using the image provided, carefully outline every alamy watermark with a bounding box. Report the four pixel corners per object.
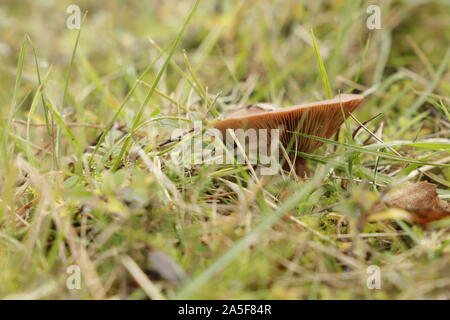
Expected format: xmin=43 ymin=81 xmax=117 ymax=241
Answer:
xmin=169 ymin=121 xmax=281 ymax=176
xmin=66 ymin=5 xmax=81 ymax=30
xmin=366 ymin=5 xmax=381 ymax=30
xmin=66 ymin=264 xmax=81 ymax=290
xmin=366 ymin=265 xmax=381 ymax=290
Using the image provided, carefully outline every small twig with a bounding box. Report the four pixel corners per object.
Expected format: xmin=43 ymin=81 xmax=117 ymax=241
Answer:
xmin=157 ymin=128 xmax=195 ymax=148
xmin=203 ymin=192 xmax=236 ymax=200
xmin=407 ymin=155 xmax=450 ymax=179
xmin=352 ymin=112 xmax=383 ymax=140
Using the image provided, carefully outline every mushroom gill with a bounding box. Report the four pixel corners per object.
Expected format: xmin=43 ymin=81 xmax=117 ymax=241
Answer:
xmin=213 ymin=94 xmax=364 ymax=176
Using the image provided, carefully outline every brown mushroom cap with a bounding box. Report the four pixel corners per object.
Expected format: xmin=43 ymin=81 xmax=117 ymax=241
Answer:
xmin=213 ymin=94 xmax=363 ymax=154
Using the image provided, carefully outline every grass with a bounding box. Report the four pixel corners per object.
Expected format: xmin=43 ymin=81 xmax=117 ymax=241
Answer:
xmin=0 ymin=0 xmax=449 ymax=299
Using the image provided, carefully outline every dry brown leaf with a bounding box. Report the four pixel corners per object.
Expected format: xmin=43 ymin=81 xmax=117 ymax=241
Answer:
xmin=439 ymin=199 xmax=450 ymax=212
xmin=385 ymin=182 xmax=440 ymax=210
xmin=381 ymin=182 xmax=450 ymax=224
xmin=409 ymin=208 xmax=450 ymax=225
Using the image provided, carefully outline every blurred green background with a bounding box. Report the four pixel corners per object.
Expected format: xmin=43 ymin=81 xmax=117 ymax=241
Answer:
xmin=0 ymin=0 xmax=449 ymax=299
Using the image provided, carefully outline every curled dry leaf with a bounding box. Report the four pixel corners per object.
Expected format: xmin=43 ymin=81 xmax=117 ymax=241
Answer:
xmin=377 ymin=181 xmax=450 ymax=224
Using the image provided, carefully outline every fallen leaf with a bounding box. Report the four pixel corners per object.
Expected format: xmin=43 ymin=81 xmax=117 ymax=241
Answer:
xmin=378 ymin=182 xmax=450 ymax=224
xmin=385 ymin=182 xmax=440 ymax=210
xmin=410 ymin=207 xmax=450 ymax=224
xmin=438 ymin=199 xmax=450 ymax=211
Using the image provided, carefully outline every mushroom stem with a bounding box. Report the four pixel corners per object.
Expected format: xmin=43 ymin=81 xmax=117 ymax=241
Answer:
xmin=283 ymin=158 xmax=309 ymax=178
xmin=295 ymin=158 xmax=309 ymax=177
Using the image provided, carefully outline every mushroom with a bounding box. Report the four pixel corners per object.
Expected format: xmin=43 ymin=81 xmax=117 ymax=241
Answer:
xmin=213 ymin=94 xmax=364 ymax=176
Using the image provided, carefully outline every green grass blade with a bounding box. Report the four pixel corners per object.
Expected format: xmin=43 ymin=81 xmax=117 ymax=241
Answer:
xmin=28 ymin=36 xmax=52 ymax=137
xmin=111 ymin=0 xmax=201 ymax=171
xmin=291 ymin=131 xmax=450 ymax=168
xmin=175 ymin=163 xmax=333 ymax=299
xmin=404 ymin=47 xmax=450 ymax=117
xmin=311 ymin=29 xmax=333 ymax=99
xmin=1 ymin=36 xmax=27 ymax=169
xmin=26 ymin=69 xmax=52 ymax=166
xmin=57 ymin=14 xmax=84 ymax=169
xmin=45 ymin=97 xmax=82 ymax=157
